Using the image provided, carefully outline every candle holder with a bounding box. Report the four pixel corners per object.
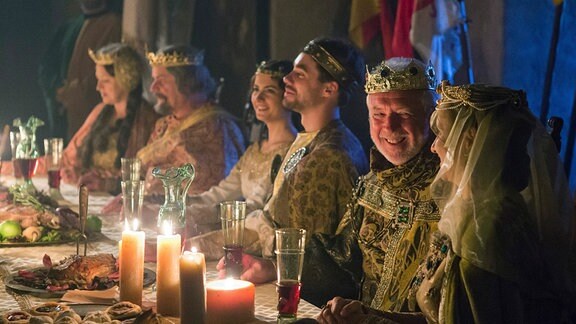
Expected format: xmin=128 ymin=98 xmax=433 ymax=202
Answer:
xmin=44 ymin=138 xmax=64 ymax=201
xmin=275 ymin=228 xmax=306 ymax=323
xmin=220 ymin=201 xmax=246 ymax=279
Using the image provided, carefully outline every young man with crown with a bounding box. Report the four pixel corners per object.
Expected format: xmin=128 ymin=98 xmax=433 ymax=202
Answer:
xmin=313 ymin=57 xmax=442 ymax=318
xmin=216 ymin=37 xmax=369 ymax=278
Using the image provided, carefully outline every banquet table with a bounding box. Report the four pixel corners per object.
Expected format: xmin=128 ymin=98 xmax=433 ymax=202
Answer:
xmin=0 ymin=177 xmax=320 ymax=323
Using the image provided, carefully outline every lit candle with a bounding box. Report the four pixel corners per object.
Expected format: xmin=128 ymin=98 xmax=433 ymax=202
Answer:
xmin=156 ymin=222 xmax=181 ymax=316
xmin=180 ymin=247 xmax=206 ymax=324
xmin=206 ymin=279 xmax=255 ymax=324
xmin=120 ymin=219 xmax=145 ymax=306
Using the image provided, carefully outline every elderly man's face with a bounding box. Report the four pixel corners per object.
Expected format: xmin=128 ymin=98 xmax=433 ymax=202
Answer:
xmin=367 ymin=90 xmax=432 ymax=165
xmin=150 ymin=66 xmax=185 ymax=115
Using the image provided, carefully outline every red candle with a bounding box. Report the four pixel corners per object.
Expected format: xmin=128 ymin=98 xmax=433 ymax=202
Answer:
xmin=206 ymin=279 xmax=255 ymax=324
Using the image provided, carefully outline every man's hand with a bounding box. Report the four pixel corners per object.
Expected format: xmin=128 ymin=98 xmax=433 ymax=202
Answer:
xmin=216 ymin=253 xmax=276 ymax=284
xmin=316 ymin=297 xmax=366 ymax=324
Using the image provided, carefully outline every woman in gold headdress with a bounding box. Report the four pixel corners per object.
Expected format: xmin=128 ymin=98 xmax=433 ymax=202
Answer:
xmin=61 ymin=43 xmax=159 ymax=192
xmin=184 ymin=60 xmax=297 ymax=234
xmin=317 ymin=81 xmax=576 ymax=323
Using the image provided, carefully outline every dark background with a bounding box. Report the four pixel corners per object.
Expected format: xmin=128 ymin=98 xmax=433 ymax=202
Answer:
xmin=0 ymin=0 xmax=575 ymax=190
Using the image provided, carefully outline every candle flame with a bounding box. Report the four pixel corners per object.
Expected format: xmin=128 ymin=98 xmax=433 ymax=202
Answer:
xmin=191 ymin=246 xmax=198 ymax=253
xmin=132 ymin=218 xmax=140 ymax=231
xmin=161 ymin=220 xmax=173 ymax=235
xmin=123 ymin=218 xmax=140 ymax=231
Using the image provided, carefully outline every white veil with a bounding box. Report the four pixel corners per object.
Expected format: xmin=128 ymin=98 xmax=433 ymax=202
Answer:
xmin=430 ymin=81 xmax=575 ymax=299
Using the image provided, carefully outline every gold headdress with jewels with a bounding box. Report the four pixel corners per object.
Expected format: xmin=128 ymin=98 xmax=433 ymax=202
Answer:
xmin=365 ymin=58 xmax=436 ymax=94
xmin=303 ymin=41 xmax=355 ymax=86
xmin=436 ymin=80 xmax=527 ymax=111
xmin=147 ymin=50 xmax=204 ymax=67
xmin=88 ymin=43 xmax=143 ymax=92
xmin=255 ymin=61 xmax=290 ymax=79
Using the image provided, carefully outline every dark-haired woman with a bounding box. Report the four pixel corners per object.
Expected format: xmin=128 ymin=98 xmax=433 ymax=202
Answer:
xmin=61 ymin=43 xmax=159 ymax=191
xmin=186 ymin=60 xmax=297 ymax=256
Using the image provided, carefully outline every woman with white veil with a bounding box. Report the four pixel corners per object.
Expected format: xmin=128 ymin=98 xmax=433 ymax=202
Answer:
xmin=317 ymin=81 xmax=576 ymax=323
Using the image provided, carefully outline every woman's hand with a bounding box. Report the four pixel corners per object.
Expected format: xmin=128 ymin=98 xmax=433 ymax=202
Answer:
xmin=316 ymin=297 xmax=367 ymax=324
xmin=216 ymin=253 xmax=276 ymax=284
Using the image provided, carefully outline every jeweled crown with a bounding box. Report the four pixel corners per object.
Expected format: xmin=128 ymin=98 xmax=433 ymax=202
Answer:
xmin=256 ymin=61 xmax=288 ymax=79
xmin=303 ymin=41 xmax=354 ymax=86
xmin=365 ymin=58 xmax=436 ymax=93
xmin=147 ymin=50 xmax=204 ymax=67
xmin=88 ymin=49 xmax=114 ymax=65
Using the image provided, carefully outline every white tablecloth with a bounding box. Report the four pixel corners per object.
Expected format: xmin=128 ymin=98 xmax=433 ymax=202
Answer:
xmin=0 ymin=177 xmax=320 ymax=323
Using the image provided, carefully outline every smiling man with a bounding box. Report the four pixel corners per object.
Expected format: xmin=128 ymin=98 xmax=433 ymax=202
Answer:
xmin=312 ymin=58 xmax=443 ymax=316
xmin=260 ymin=37 xmax=369 ymax=249
xmin=226 ymin=37 xmax=369 ymax=280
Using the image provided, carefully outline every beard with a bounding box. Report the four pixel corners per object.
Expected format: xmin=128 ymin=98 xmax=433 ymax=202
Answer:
xmin=153 ymin=94 xmax=171 ymax=115
xmin=282 ymin=97 xmax=303 ymax=113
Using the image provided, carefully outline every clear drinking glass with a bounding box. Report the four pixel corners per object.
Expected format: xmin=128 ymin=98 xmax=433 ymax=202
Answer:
xmin=44 ymin=138 xmax=64 ymax=199
xmin=220 ymin=200 xmax=246 ymax=279
xmin=121 ymin=157 xmax=142 ymax=181
xmin=9 ymin=131 xmax=21 ymax=180
xmin=13 ymin=117 xmax=44 ymax=192
xmin=275 ymin=228 xmax=306 ymax=323
xmin=121 ymin=180 xmax=145 ymax=230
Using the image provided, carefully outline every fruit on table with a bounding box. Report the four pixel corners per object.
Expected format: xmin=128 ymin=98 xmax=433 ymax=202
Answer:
xmin=86 ymin=215 xmax=102 ymax=233
xmin=0 ymin=220 xmax=22 ymax=239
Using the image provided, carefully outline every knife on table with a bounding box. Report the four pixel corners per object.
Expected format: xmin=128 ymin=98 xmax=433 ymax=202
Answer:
xmin=76 ymin=184 xmax=89 ymax=256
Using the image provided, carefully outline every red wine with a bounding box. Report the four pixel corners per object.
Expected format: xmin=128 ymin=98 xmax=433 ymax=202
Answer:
xmin=276 ymin=280 xmax=301 ymax=316
xmin=48 ymin=169 xmax=61 ymax=188
xmin=223 ymin=244 xmax=243 ymax=278
xmin=14 ymin=158 xmax=37 ymax=179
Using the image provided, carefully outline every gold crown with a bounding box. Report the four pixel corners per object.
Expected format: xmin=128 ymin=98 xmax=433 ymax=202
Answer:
xmin=88 ymin=48 xmax=114 ymax=65
xmin=303 ymin=41 xmax=354 ymax=86
xmin=147 ymin=50 xmax=204 ymax=67
xmin=365 ymin=58 xmax=436 ymax=93
xmin=255 ymin=61 xmax=288 ymax=78
xmin=88 ymin=44 xmax=143 ymax=91
xmin=436 ymin=80 xmax=527 ymax=111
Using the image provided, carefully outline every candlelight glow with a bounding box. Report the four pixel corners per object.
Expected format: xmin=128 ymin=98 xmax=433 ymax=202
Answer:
xmin=208 ymin=278 xmax=253 ymax=290
xmin=123 ymin=218 xmax=140 ymax=231
xmin=161 ymin=220 xmax=173 ymax=235
xmin=191 ymin=246 xmax=198 ymax=253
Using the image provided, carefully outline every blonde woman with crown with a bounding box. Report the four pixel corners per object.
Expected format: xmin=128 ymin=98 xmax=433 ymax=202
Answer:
xmin=60 ymin=43 xmax=159 ymax=192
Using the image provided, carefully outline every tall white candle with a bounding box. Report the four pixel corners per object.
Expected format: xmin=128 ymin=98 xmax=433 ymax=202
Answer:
xmin=180 ymin=247 xmax=206 ymax=324
xmin=119 ymin=220 xmax=145 ymax=306
xmin=156 ymin=223 xmax=181 ymax=316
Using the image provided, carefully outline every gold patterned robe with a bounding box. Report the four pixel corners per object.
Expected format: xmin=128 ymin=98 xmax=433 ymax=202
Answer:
xmin=340 ymin=145 xmax=440 ymax=312
xmin=137 ymin=104 xmax=245 ymax=196
xmin=59 ymin=102 xmax=159 ymax=187
xmin=266 ymin=119 xmax=369 ymax=240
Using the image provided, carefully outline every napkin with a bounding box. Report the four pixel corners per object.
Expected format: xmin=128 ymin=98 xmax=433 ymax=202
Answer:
xmin=60 ymin=286 xmax=119 ymax=304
